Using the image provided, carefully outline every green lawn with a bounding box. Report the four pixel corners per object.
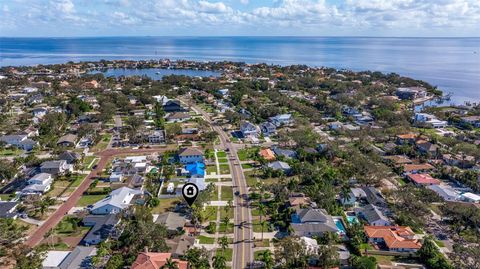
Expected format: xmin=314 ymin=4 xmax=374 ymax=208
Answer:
xmin=0 ymin=194 xmax=14 ymax=201
xmin=215 ymin=248 xmax=233 ymax=261
xmin=218 ymin=223 xmax=234 ymax=233
xmin=218 ymin=158 xmax=229 ymax=163
xmin=237 ymin=147 xmax=258 ymax=161
xmin=206 ymin=165 xmax=217 ymax=175
xmin=0 ymin=148 xmax=22 ymax=156
xmin=221 ymin=186 xmax=233 ymax=201
xmin=241 ymin=163 xmax=254 ymax=169
xmin=216 ymin=151 xmax=227 ymax=158
xmin=83 ymin=156 xmax=97 ymax=169
xmin=219 ymin=164 xmax=230 ymax=174
xmin=55 ymin=216 xmax=82 ymax=234
xmin=198 ymin=235 xmax=215 ymax=244
xmin=76 ymin=194 xmax=107 ymax=207
xmin=204 ymin=206 xmax=218 ymax=222
xmin=252 ymin=220 xmax=273 ymax=233
xmin=220 ymin=207 xmax=234 ymax=219
xmin=151 ymin=198 xmax=181 ymax=214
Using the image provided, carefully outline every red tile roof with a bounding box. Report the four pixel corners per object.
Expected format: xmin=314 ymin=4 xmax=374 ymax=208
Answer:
xmin=364 ymin=226 xmax=422 ymax=250
xmin=130 ymin=252 xmax=188 ymax=269
xmin=407 ymin=173 xmax=441 ymax=185
xmin=403 ymin=163 xmax=434 ymax=172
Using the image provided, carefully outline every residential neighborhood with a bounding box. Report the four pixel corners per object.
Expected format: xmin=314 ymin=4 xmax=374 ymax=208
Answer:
xmin=0 ymin=59 xmax=479 ymax=269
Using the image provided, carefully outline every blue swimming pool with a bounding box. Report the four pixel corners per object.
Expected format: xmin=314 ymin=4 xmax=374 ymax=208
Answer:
xmin=347 ymin=216 xmax=359 ymax=224
xmin=334 ymin=219 xmax=347 ymax=234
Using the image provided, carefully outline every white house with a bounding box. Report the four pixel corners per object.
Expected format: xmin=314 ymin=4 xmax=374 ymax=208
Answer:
xmin=22 ymin=173 xmax=53 ymax=195
xmin=269 ymin=114 xmax=292 ymax=127
xmin=460 ymin=192 xmax=480 ymax=203
xmin=90 ymin=187 xmax=143 ymax=214
xmin=414 ymin=113 xmax=447 ymax=128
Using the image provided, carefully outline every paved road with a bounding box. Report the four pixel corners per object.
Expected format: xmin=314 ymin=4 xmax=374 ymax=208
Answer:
xmin=25 ymin=146 xmax=176 ymax=247
xmin=182 ymin=98 xmax=253 ymax=269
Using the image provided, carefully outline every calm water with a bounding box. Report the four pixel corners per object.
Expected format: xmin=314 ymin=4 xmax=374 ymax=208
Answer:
xmin=1 ymin=37 xmax=479 ymax=103
xmin=88 ymin=68 xmax=220 ymax=78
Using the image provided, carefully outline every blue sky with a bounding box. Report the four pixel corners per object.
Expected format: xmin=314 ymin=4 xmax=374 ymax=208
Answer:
xmin=1 ymin=0 xmax=479 ymax=37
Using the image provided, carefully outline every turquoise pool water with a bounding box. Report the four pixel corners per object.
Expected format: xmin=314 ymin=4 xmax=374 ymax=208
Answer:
xmin=334 ymin=219 xmax=347 ymax=234
xmin=347 ymin=216 xmax=359 ymax=224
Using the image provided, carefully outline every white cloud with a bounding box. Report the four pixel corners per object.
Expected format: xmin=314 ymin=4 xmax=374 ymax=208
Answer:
xmin=0 ymin=0 xmax=479 ymax=36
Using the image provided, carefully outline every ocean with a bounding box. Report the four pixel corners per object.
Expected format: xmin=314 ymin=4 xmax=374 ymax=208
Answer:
xmin=0 ymin=36 xmax=479 ymax=103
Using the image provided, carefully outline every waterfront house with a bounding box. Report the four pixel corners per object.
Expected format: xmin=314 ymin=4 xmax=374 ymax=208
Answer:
xmin=395 ymin=87 xmax=427 ymax=100
xmin=364 ymin=226 xmax=422 ymax=252
xmin=460 ymin=115 xmax=480 ymax=128
xmin=414 ymin=113 xmax=447 ymax=128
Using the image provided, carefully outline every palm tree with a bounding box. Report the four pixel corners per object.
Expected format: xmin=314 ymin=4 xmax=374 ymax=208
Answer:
xmin=218 ymin=236 xmax=229 ymax=256
xmin=212 ymin=255 xmax=227 ymax=269
xmin=161 ymin=257 xmax=179 ymax=269
xmin=222 ymin=216 xmax=230 ymax=235
xmin=260 ymin=250 xmax=274 ymax=269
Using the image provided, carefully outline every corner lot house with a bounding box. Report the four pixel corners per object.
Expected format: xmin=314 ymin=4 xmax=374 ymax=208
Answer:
xmin=178 ymin=147 xmax=204 ymax=164
xmin=90 ymin=187 xmax=143 ymax=214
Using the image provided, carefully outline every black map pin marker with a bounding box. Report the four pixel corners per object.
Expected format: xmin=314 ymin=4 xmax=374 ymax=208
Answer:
xmin=182 ymin=183 xmax=199 ymax=206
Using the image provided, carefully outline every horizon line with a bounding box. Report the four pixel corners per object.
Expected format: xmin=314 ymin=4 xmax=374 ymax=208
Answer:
xmin=1 ymin=35 xmax=479 ymax=39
